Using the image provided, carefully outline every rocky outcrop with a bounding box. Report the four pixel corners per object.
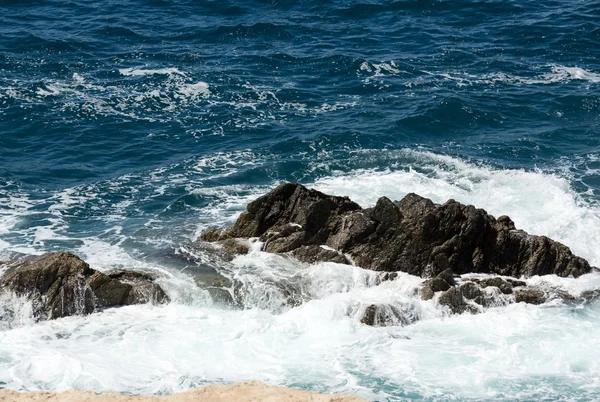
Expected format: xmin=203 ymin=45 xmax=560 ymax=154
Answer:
xmin=200 ymin=183 xmax=593 ymax=279
xmin=0 ymin=252 xmax=168 ymax=320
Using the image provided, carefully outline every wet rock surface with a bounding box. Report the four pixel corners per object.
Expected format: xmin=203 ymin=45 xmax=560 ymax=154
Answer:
xmin=199 ymin=183 xmax=600 ymax=327
xmin=0 ymin=252 xmax=169 ymax=320
xmin=358 ymin=303 xmax=417 ymax=327
xmin=200 ymin=183 xmax=594 ymax=279
xmin=514 ymin=289 xmax=547 ymax=305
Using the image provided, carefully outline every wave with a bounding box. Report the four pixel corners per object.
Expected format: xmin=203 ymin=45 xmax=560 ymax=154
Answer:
xmin=119 ymin=67 xmax=188 ymax=77
xmin=1 ymin=149 xmax=600 ymax=399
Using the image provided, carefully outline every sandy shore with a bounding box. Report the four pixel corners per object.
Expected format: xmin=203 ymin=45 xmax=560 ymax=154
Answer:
xmin=0 ymin=382 xmax=366 ymax=402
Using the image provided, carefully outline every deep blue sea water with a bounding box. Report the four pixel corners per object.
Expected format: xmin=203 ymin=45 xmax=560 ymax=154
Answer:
xmin=1 ymin=1 xmax=600 ymax=401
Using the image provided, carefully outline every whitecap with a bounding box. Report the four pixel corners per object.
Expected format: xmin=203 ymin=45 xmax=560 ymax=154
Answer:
xmin=118 ymin=67 xmax=187 ymax=77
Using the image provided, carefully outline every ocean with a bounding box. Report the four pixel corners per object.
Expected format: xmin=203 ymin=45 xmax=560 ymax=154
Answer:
xmin=1 ymin=0 xmax=600 ymax=400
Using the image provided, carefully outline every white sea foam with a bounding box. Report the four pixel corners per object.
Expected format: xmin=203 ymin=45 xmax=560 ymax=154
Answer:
xmin=0 ymin=253 xmax=597 ymax=399
xmin=1 ymin=150 xmax=600 ymax=400
xmin=412 ymin=65 xmax=600 ymax=88
xmin=175 ymin=82 xmax=210 ymax=99
xmin=542 ymin=65 xmax=600 ymax=84
xmin=311 ymin=149 xmax=600 ymax=266
xmin=119 ymin=67 xmax=187 ymax=77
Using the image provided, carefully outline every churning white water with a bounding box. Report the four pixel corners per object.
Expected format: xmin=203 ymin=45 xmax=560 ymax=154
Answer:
xmin=1 ymin=150 xmax=599 ymax=401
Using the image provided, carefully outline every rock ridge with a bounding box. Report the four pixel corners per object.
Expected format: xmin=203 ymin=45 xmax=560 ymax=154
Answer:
xmin=200 ymin=182 xmax=593 ymax=279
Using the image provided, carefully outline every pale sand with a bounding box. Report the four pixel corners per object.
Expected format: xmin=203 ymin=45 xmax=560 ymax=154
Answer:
xmin=0 ymin=382 xmax=366 ymax=402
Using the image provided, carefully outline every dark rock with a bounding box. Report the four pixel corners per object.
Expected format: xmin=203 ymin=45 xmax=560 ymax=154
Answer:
xmin=421 ymin=286 xmax=435 ymax=301
xmin=358 ymin=303 xmax=416 ymax=327
xmin=438 ymin=282 xmax=489 ymax=314
xmin=479 ymin=277 xmax=514 ymax=294
xmin=438 ymin=287 xmax=475 ymax=314
xmin=430 ymin=278 xmax=452 ymax=292
xmin=0 ymin=252 xmax=169 ymax=320
xmin=87 ymin=271 xmax=133 ymax=307
xmin=515 ymin=289 xmax=546 ymax=305
xmin=125 ymin=283 xmax=167 ymax=305
xmin=437 ymin=268 xmax=456 ymax=286
xmin=459 ymin=282 xmax=483 ymax=300
xmin=200 ymin=183 xmax=593 ymax=279
xmin=203 ymin=183 xmax=360 ymax=240
xmin=377 ymin=272 xmax=398 ymax=283
xmin=421 ymin=269 xmax=455 ymax=300
xmin=505 ymin=278 xmax=527 ymax=287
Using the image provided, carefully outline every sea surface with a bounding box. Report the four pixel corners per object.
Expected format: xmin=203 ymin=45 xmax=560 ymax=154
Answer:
xmin=1 ymin=0 xmax=600 ymax=400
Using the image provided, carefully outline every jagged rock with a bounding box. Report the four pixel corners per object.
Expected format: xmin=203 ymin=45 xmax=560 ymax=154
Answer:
xmin=426 ymin=277 xmax=452 ymax=293
xmin=421 ymin=269 xmax=455 ymax=300
xmin=478 ymin=277 xmax=516 ymax=294
xmin=358 ymin=303 xmax=416 ymax=327
xmin=0 ymin=252 xmax=169 ymax=320
xmin=438 ymin=287 xmax=477 ymax=314
xmin=514 ymin=289 xmax=546 ymax=305
xmin=459 ymin=282 xmax=483 ymax=300
xmin=436 ymin=268 xmax=456 ymax=285
xmin=200 ymin=183 xmax=593 ymax=279
xmin=125 ymin=283 xmax=167 ymax=305
xmin=200 ymin=183 xmax=361 ymax=242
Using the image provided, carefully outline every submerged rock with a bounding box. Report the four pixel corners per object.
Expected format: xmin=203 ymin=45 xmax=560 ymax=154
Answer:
xmin=0 ymin=252 xmax=169 ymax=320
xmin=200 ymin=183 xmax=593 ymax=279
xmin=514 ymin=289 xmax=547 ymax=305
xmin=359 ymin=303 xmax=416 ymax=327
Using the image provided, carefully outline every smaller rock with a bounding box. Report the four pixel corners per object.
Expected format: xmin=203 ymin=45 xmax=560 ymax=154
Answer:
xmin=438 ymin=285 xmax=481 ymax=314
xmin=438 ymin=287 xmax=468 ymax=314
xmin=200 ymin=227 xmax=225 ymax=242
xmin=496 ymin=215 xmax=516 ymax=230
xmin=427 ymin=277 xmax=452 ymax=292
xmin=376 ymin=272 xmax=398 ymax=284
xmin=437 ymin=268 xmax=455 ymax=286
xmin=220 ymin=238 xmax=251 ymax=256
xmin=0 ymin=252 xmax=169 ymax=321
xmin=359 ymin=304 xmax=415 ymax=327
xmin=421 ymin=286 xmax=435 ymax=301
xmin=479 ymin=277 xmax=513 ymax=294
xmin=459 ymin=282 xmax=482 ymax=300
xmin=88 ymin=272 xmax=133 ymax=308
xmin=505 ymin=278 xmax=527 ymax=287
xmin=420 ymin=269 xmax=455 ymax=300
xmin=515 ymin=289 xmax=546 ymax=305
xmin=125 ymin=283 xmax=168 ymax=305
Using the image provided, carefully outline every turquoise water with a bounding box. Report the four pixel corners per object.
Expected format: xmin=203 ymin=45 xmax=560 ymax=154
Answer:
xmin=1 ymin=0 xmax=600 ymax=400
